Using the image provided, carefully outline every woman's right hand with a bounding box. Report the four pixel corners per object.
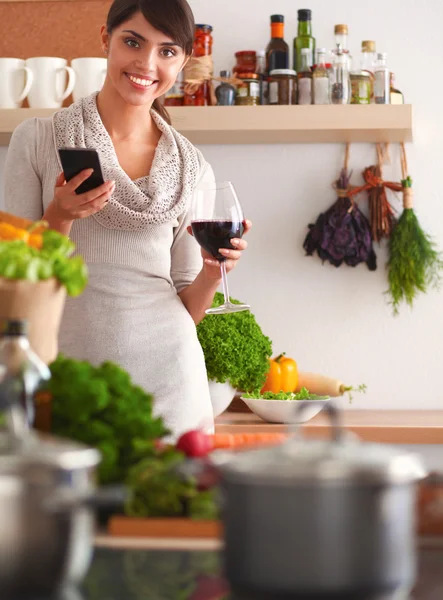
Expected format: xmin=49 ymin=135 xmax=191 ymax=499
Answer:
xmin=51 ymin=170 xmax=116 ymax=222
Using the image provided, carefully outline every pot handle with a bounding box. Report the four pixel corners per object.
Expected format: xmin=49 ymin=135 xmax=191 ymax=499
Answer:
xmin=292 ymin=400 xmax=344 ymax=443
xmin=44 ymin=485 xmax=127 ymax=513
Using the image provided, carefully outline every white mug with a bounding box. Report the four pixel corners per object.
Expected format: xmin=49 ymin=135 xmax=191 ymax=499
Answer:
xmin=71 ymin=57 xmax=107 ymax=102
xmin=0 ymin=58 xmax=34 ymax=108
xmin=26 ymin=57 xmax=76 ymax=109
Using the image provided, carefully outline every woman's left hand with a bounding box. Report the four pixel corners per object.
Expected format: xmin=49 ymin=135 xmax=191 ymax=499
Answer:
xmin=187 ymin=220 xmax=252 ymax=281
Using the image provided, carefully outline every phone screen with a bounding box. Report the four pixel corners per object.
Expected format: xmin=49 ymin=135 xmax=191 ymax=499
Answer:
xmin=58 ymin=148 xmax=105 ymax=195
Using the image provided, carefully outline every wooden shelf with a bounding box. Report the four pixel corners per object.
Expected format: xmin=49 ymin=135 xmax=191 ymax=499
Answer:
xmin=0 ymin=105 xmax=412 ymax=146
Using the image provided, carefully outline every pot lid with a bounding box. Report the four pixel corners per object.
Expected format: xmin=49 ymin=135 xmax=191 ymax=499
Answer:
xmin=219 ymin=403 xmax=426 ymax=486
xmin=0 ymin=429 xmax=100 ymax=472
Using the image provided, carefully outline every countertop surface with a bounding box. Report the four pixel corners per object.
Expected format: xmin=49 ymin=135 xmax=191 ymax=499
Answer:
xmin=216 ymin=410 xmax=443 ymax=444
xmin=26 ymin=541 xmax=443 ymax=600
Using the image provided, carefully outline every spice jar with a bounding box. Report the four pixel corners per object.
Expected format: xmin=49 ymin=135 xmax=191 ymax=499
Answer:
xmin=184 ymin=24 xmax=213 ymax=106
xmin=235 ymin=73 xmax=260 ymax=106
xmin=233 ymin=51 xmax=257 ymax=76
xmin=269 ymin=69 xmax=297 ymax=105
xmin=164 ymin=71 xmax=185 ymax=107
xmin=350 ymin=71 xmax=371 ymax=104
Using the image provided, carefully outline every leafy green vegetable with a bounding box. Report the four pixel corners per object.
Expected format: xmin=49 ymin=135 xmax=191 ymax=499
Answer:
xmin=197 ymin=292 xmax=272 ymax=392
xmin=0 ymin=229 xmax=88 ymax=296
xmin=125 ymin=446 xmax=218 ymax=520
xmin=243 ymin=387 xmax=329 ymax=401
xmin=387 ymin=178 xmax=443 ymax=315
xmin=46 ymin=355 xmax=168 ymax=484
xmin=45 ymin=355 xmax=218 ymax=519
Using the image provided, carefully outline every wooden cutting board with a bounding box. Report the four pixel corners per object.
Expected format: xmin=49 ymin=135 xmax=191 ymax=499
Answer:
xmin=108 ymin=517 xmax=222 ymax=539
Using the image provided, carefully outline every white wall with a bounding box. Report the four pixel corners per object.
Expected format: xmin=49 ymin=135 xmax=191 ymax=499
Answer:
xmin=1 ymin=0 xmax=443 ymax=410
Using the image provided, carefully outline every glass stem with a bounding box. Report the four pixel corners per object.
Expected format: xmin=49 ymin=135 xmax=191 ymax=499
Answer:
xmin=220 ymin=259 xmax=230 ymax=305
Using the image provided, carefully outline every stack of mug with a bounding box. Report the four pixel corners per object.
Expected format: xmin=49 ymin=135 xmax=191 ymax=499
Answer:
xmin=0 ymin=57 xmax=108 ymax=109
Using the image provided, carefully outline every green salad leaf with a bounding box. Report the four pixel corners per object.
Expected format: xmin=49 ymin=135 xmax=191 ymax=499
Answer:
xmin=243 ymin=387 xmax=329 ymax=401
xmin=0 ymin=229 xmax=87 ymax=296
xmin=197 ymin=292 xmax=272 ymax=392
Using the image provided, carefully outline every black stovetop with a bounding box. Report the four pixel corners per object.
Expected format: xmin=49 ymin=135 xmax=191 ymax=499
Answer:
xmin=27 ymin=545 xmax=443 ymax=600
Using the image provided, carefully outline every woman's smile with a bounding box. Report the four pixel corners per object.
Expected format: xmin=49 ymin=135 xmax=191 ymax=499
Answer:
xmin=125 ymin=72 xmax=159 ymax=91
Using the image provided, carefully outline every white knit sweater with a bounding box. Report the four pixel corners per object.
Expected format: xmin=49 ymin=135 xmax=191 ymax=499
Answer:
xmin=4 ymin=117 xmax=215 ymax=438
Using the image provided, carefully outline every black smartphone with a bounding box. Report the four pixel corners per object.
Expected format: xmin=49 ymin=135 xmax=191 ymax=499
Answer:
xmin=58 ymin=148 xmax=105 ymax=195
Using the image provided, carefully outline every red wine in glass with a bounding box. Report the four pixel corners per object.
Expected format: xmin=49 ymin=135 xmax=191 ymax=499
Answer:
xmin=191 ymin=220 xmax=245 ymax=261
xmin=191 ymin=182 xmax=250 ymax=315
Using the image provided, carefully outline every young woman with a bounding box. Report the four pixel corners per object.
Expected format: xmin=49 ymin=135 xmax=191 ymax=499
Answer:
xmin=4 ymin=0 xmax=250 ymax=437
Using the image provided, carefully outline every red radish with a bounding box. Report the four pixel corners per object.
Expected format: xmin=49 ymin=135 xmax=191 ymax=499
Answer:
xmin=189 ymin=575 xmax=230 ymax=600
xmin=176 ymin=430 xmax=213 ymax=458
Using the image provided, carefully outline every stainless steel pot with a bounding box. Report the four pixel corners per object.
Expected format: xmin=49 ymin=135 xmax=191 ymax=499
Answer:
xmin=0 ymin=428 xmax=115 ymax=598
xmin=217 ymin=402 xmax=427 ymax=599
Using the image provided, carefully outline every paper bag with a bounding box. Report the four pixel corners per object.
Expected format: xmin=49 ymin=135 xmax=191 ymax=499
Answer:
xmin=0 ymin=277 xmax=66 ymax=364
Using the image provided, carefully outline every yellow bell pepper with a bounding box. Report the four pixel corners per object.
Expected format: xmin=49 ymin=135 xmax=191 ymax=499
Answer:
xmin=0 ymin=222 xmax=29 ymax=243
xmin=261 ymin=353 xmax=299 ymax=394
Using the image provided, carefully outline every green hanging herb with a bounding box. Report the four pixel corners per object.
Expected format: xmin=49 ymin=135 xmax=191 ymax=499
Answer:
xmin=387 ymin=144 xmax=443 ymax=315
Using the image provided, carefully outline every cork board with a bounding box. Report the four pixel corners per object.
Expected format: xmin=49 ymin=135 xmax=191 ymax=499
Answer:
xmin=0 ymin=1 xmax=111 ymax=61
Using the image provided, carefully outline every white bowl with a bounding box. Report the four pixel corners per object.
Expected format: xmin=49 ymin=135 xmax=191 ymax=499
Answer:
xmin=241 ymin=397 xmax=330 ymax=424
xmin=209 ymin=380 xmax=237 ymax=417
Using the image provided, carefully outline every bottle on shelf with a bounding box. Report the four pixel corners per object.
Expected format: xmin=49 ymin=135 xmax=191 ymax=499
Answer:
xmin=360 ymin=40 xmax=377 ymax=102
xmin=256 ymin=49 xmax=268 ymax=105
xmin=330 ymin=44 xmax=351 ymax=104
xmin=297 ymin=47 xmax=313 ymax=105
xmin=215 ymin=71 xmax=236 ymax=106
xmin=0 ymin=319 xmax=50 ymax=434
xmin=374 ymin=52 xmax=390 ymax=104
xmin=333 ymin=24 xmax=352 ymax=71
xmin=266 ymin=15 xmax=289 ymax=73
xmin=313 ymin=48 xmax=330 ymax=105
xmin=390 ymin=73 xmax=404 ymax=104
xmin=294 ymin=9 xmax=315 ymax=74
xmin=360 ymin=40 xmax=377 ymax=75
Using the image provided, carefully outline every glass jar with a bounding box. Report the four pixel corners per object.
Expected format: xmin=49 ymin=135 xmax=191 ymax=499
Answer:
xmin=235 ymin=73 xmax=260 ymax=106
xmin=269 ymin=69 xmax=297 ymax=105
xmin=164 ymin=71 xmax=184 ymax=107
xmin=350 ymin=71 xmax=371 ymax=104
xmin=233 ymin=51 xmax=257 ymax=76
xmin=184 ymin=24 xmax=213 ymax=106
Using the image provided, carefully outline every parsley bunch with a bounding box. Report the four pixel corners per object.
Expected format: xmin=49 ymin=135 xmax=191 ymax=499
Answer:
xmin=197 ymin=292 xmax=272 ymax=392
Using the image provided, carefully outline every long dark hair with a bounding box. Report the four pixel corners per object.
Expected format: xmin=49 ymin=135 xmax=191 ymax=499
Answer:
xmin=106 ymin=0 xmax=194 ymax=123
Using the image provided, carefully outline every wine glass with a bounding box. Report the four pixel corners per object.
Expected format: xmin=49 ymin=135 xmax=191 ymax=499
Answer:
xmin=191 ymin=181 xmax=250 ymax=315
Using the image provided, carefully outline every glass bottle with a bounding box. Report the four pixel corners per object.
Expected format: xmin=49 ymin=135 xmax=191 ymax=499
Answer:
xmin=266 ymin=15 xmax=289 ymax=73
xmin=333 ymin=24 xmax=352 ymax=70
xmin=184 ymin=24 xmax=213 ymax=106
xmin=215 ymin=71 xmax=236 ymax=106
xmin=293 ymin=9 xmax=315 ymax=74
xmin=330 ymin=44 xmax=351 ymax=104
xmin=313 ymin=48 xmax=329 ymax=105
xmin=390 ymin=72 xmax=404 ymax=104
xmin=374 ymin=52 xmax=390 ymax=104
xmin=0 ymin=319 xmax=50 ymax=432
xmin=360 ymin=40 xmax=377 ymax=75
xmin=256 ymin=49 xmax=268 ymax=105
xmin=297 ymin=48 xmax=313 ymax=105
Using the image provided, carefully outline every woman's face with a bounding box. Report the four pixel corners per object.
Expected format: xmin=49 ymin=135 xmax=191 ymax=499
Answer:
xmin=101 ymin=12 xmax=189 ymax=106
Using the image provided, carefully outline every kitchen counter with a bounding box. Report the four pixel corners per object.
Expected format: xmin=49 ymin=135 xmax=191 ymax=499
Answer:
xmin=26 ymin=538 xmax=443 ymax=600
xmin=216 ymin=410 xmax=443 ymax=444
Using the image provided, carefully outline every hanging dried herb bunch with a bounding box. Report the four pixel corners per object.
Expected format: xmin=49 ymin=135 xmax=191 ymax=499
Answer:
xmin=387 ymin=144 xmax=443 ymax=314
xmin=304 ymin=145 xmax=377 ymax=271
xmin=349 ymin=144 xmax=402 ymax=243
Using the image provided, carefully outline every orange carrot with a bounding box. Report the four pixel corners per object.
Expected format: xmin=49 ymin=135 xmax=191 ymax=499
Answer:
xmin=210 ymin=432 xmax=288 ymax=450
